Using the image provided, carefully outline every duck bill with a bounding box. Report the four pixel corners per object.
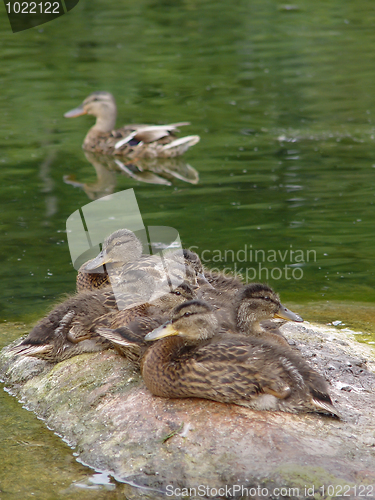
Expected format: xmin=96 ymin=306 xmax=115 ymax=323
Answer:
xmin=274 ymin=304 xmax=303 ymax=322
xmin=64 ymin=105 xmax=86 ymax=118
xmin=83 ymin=251 xmax=112 ymax=271
xmin=145 ymin=322 xmax=179 ymax=341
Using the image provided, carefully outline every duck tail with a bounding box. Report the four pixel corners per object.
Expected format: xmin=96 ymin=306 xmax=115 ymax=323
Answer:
xmin=161 ymin=135 xmax=200 ymax=157
xmin=311 ymin=396 xmax=340 ymax=418
xmin=9 ymin=343 xmax=53 ymax=358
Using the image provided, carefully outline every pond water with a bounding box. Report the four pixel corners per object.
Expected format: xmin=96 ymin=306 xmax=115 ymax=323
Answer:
xmin=1 ymin=0 xmax=375 ymax=497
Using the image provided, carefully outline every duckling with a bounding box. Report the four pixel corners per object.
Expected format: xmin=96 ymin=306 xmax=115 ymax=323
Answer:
xmin=235 ymin=283 xmax=303 ymax=346
xmin=97 ymin=282 xmax=302 ymax=364
xmin=77 ymin=228 xmax=163 ymax=305
xmin=10 ymin=289 xmax=117 ymax=362
xmin=76 ymin=227 xmax=143 ymax=292
xmin=78 ymin=229 xmax=202 ymax=303
xmin=64 ymin=91 xmax=200 ymax=158
xmin=141 ymin=300 xmax=339 ymax=417
xmin=197 ymin=282 xmax=302 ymax=344
xmin=96 ymin=282 xmax=196 ymax=362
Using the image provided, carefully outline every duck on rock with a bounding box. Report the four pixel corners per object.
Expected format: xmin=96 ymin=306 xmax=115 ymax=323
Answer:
xmin=141 ymin=300 xmax=339 ymax=417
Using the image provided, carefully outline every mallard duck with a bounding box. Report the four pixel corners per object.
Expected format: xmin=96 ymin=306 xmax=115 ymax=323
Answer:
xmin=10 ymin=289 xmax=117 ymax=362
xmin=234 ymin=283 xmax=303 ymax=346
xmin=78 ymin=229 xmax=203 ymax=302
xmin=76 ymin=227 xmax=143 ymax=292
xmin=197 ymin=282 xmax=302 ymax=344
xmin=64 ymin=91 xmax=200 ymax=158
xmin=141 ymin=300 xmax=339 ymax=417
xmin=97 ymin=283 xmax=302 ymax=367
xmin=96 ymin=282 xmax=196 ymax=362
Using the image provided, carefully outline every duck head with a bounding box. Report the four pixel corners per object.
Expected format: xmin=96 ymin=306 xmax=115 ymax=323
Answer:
xmin=145 ymin=300 xmax=218 ymax=344
xmin=236 ymin=283 xmax=303 ymax=333
xmin=83 ymin=228 xmax=143 ymax=272
xmin=64 ymin=91 xmax=117 ymax=132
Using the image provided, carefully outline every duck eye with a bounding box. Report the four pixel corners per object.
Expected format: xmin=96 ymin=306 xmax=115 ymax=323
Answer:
xmin=264 ymin=296 xmax=270 ymax=301
xmin=183 ymin=312 xmax=191 ymax=317
xmin=175 ymin=291 xmax=181 ymax=295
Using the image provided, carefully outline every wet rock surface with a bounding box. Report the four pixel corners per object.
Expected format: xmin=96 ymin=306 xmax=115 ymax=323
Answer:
xmin=1 ymin=322 xmax=375 ymax=500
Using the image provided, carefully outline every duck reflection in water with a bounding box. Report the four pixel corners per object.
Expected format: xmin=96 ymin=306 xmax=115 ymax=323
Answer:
xmin=64 ymin=151 xmax=199 ymax=200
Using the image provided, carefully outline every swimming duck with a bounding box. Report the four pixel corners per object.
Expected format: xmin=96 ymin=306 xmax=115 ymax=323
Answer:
xmin=141 ymin=300 xmax=339 ymax=417
xmin=64 ymin=91 xmax=200 ymax=158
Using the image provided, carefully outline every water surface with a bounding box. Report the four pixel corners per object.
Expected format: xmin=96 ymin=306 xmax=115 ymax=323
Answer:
xmin=1 ymin=0 xmax=375 ymax=496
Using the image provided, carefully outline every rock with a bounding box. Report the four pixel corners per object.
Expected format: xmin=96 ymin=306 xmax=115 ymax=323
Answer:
xmin=1 ymin=323 xmax=375 ymax=500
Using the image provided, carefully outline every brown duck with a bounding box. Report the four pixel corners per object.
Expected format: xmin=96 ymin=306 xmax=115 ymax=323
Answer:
xmin=141 ymin=300 xmax=339 ymax=417
xmin=76 ymin=227 xmax=143 ymax=293
xmin=64 ymin=91 xmax=200 ymax=158
xmin=77 ymin=230 xmax=204 ymax=298
xmin=10 ymin=289 xmax=117 ymax=362
xmin=97 ymin=282 xmax=303 ymax=367
xmin=96 ymin=282 xmax=196 ymax=362
xmin=197 ymin=282 xmax=302 ymax=345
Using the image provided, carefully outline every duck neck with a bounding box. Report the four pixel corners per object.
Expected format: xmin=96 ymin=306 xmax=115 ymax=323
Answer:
xmin=141 ymin=337 xmax=188 ymax=397
xmin=92 ymin=115 xmax=116 ymax=133
xmin=236 ymin=304 xmax=265 ymax=335
xmin=90 ymin=106 xmax=117 ymax=133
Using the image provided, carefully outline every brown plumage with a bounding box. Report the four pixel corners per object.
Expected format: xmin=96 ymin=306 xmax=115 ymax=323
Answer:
xmin=76 ymin=228 xmax=143 ymax=293
xmin=76 ymin=261 xmax=111 ymax=292
xmin=141 ymin=300 xmax=339 ymax=417
xmin=9 ymin=289 xmax=117 ymax=362
xmin=203 ymin=268 xmax=244 ymax=293
xmin=97 ymin=283 xmax=196 ymax=362
xmin=97 ymin=282 xmax=303 ymax=364
xmin=76 ymin=230 xmax=203 ymax=298
xmin=234 ymin=283 xmax=303 ymax=346
xmin=64 ymin=91 xmax=200 ymax=158
xmin=197 ymin=282 xmax=302 ymax=345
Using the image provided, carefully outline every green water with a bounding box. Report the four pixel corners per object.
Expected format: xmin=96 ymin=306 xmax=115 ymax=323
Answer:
xmin=1 ymin=0 xmax=375 ymax=497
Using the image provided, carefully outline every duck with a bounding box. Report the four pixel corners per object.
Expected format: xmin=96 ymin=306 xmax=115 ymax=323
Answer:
xmin=64 ymin=91 xmax=200 ymax=158
xmin=141 ymin=300 xmax=339 ymax=417
xmin=9 ymin=289 xmax=117 ymax=362
xmin=77 ymin=229 xmax=203 ymax=302
xmin=197 ymin=281 xmax=302 ymax=345
xmin=97 ymin=282 xmax=303 ymax=367
xmin=76 ymin=227 xmax=143 ymax=292
xmin=10 ymin=278 xmax=195 ymax=364
xmin=234 ymin=283 xmax=303 ymax=346
xmin=96 ymin=282 xmax=196 ymax=362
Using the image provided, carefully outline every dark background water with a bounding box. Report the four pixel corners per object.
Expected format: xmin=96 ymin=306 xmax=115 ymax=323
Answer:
xmin=1 ymin=0 xmax=375 ymax=497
